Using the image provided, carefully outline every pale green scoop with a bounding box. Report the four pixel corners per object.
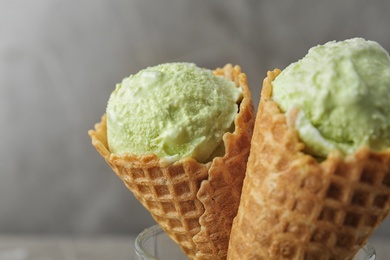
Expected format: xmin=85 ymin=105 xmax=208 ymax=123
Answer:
xmin=106 ymin=62 xmax=242 ymax=163
xmin=272 ymin=38 xmax=390 ymax=158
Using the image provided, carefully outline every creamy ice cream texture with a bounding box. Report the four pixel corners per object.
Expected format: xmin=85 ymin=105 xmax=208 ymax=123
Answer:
xmin=272 ymin=38 xmax=390 ymax=158
xmin=106 ymin=62 xmax=242 ymax=163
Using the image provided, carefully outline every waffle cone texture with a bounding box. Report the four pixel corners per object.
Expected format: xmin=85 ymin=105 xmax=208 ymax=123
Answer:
xmin=227 ymin=69 xmax=390 ymax=260
xmin=89 ymin=64 xmax=255 ymax=259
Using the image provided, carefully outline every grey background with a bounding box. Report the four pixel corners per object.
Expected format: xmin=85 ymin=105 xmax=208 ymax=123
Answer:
xmin=1 ymin=0 xmax=390 ymax=238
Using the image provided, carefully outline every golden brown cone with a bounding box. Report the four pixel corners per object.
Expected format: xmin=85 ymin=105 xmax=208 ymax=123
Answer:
xmin=89 ymin=64 xmax=255 ymax=259
xmin=227 ymin=69 xmax=390 ymax=260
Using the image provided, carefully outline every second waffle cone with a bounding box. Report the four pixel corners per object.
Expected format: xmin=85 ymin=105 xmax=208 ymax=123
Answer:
xmin=89 ymin=64 xmax=255 ymax=259
xmin=228 ymin=69 xmax=390 ymax=259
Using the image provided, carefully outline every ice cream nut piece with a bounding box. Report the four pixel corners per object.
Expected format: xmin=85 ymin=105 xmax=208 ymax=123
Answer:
xmin=89 ymin=63 xmax=255 ymax=259
xmin=228 ymin=39 xmax=390 ymax=259
xmin=272 ymin=38 xmax=390 ymax=158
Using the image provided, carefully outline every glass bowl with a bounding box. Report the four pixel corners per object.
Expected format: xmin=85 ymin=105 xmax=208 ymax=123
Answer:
xmin=135 ymin=225 xmax=187 ymax=260
xmin=135 ymin=225 xmax=376 ymax=260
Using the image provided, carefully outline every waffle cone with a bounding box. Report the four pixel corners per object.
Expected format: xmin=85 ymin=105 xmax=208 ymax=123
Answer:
xmin=227 ymin=69 xmax=390 ymax=260
xmin=89 ymin=64 xmax=255 ymax=259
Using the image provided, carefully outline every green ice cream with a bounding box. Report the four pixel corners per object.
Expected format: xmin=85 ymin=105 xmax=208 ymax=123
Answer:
xmin=272 ymin=38 xmax=390 ymax=158
xmin=106 ymin=62 xmax=242 ymax=163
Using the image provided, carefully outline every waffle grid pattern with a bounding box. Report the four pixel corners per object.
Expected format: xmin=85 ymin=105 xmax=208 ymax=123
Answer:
xmin=194 ymin=140 xmax=252 ymax=259
xmin=117 ymin=158 xmax=209 ymax=256
xmin=90 ymin=115 xmax=210 ymax=257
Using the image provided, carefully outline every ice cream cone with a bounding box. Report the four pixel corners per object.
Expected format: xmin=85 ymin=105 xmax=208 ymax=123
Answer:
xmin=227 ymin=69 xmax=390 ymax=260
xmin=89 ymin=64 xmax=255 ymax=259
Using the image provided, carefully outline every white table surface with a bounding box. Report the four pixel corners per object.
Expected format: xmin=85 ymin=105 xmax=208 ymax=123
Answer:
xmin=0 ymin=235 xmax=137 ymax=260
xmin=0 ymin=235 xmax=388 ymax=260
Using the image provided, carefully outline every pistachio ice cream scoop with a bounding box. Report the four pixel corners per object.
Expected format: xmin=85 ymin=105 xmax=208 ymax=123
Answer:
xmin=272 ymin=38 xmax=390 ymax=157
xmin=106 ymin=62 xmax=242 ymax=163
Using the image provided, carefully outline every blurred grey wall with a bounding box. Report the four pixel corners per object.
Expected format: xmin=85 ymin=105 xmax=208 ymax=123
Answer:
xmin=1 ymin=0 xmax=390 ymax=237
